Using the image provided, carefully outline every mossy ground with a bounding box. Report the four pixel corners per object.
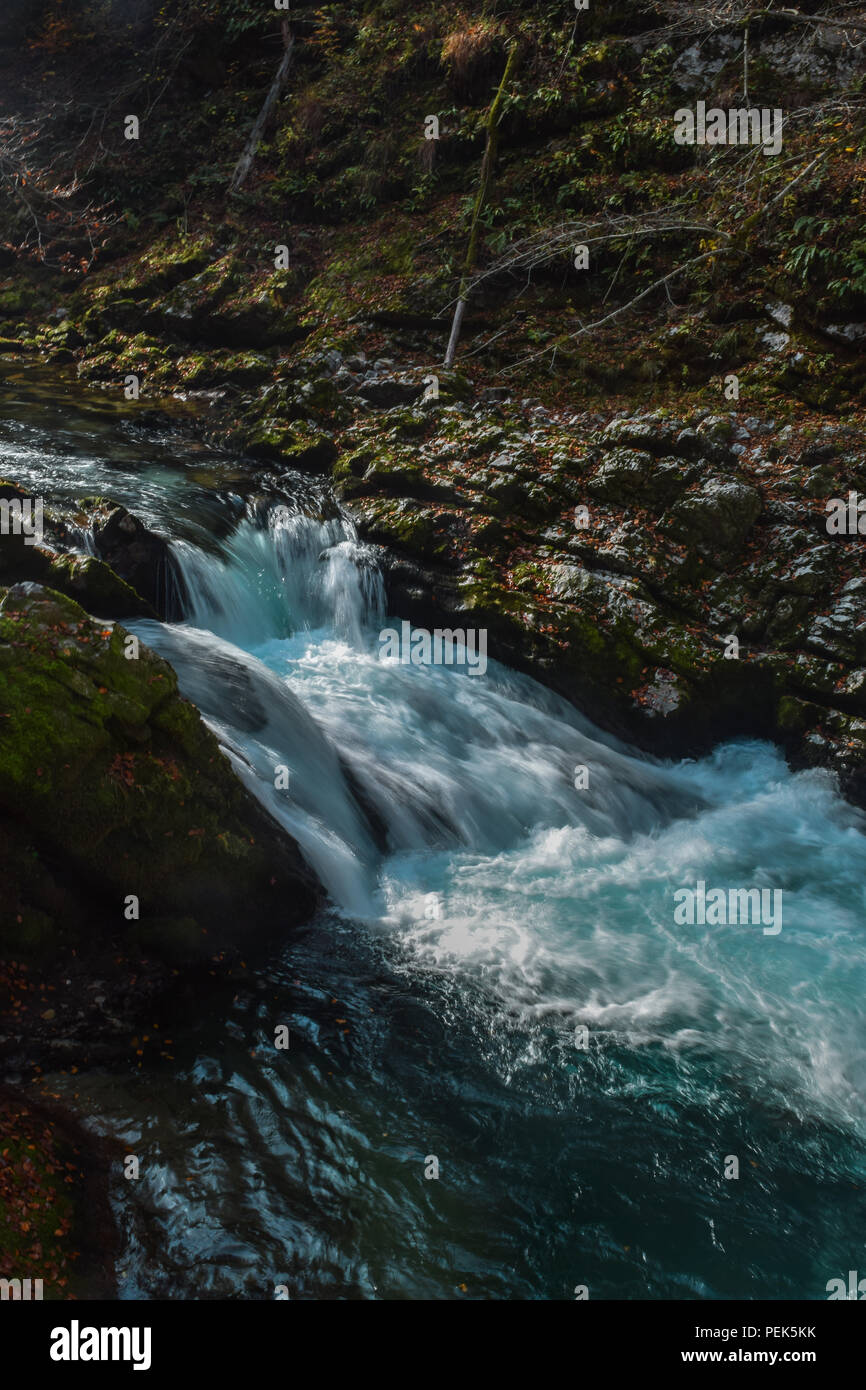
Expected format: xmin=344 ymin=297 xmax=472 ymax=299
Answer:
xmin=1 ymin=3 xmax=864 ymax=414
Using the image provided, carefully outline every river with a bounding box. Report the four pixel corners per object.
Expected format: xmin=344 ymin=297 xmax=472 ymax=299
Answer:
xmin=2 ymin=366 xmax=865 ymax=1299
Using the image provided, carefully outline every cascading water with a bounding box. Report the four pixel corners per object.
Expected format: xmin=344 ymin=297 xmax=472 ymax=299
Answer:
xmin=144 ymin=501 xmax=866 ymax=1141
xmin=4 ymin=384 xmax=865 ymax=1299
xmin=170 ymin=507 xmax=385 ymax=650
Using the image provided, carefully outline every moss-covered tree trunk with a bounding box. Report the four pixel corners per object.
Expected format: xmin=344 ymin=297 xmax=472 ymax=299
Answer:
xmin=443 ymin=42 xmax=519 ymax=369
xmin=229 ymin=20 xmax=295 ymax=194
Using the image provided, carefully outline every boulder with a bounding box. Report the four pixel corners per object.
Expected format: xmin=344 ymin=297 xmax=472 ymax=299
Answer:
xmin=587 ymin=449 xmax=692 ymax=510
xmin=78 ymin=499 xmax=185 ymax=618
xmin=0 ymin=585 xmax=321 ymax=957
xmin=1 ymin=481 xmax=155 ymax=618
xmin=662 ymin=477 xmax=762 ymax=561
xmin=355 ymin=378 xmax=424 ymax=409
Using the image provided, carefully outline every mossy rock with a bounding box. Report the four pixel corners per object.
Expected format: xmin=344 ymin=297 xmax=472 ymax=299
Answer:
xmin=76 ymin=500 xmax=180 ymax=618
xmin=661 ymin=477 xmax=762 ymax=562
xmin=0 ymin=521 xmax=154 ymax=618
xmin=97 ymin=297 xmax=144 ymax=333
xmin=354 ymin=498 xmax=449 ymax=562
xmin=777 ymin=694 xmax=813 ymax=734
xmin=110 ymin=233 xmax=214 ymax=300
xmin=0 ymin=285 xmax=40 ymax=319
xmin=335 ymin=444 xmax=456 ymax=505
xmin=46 ymin=553 xmax=157 ymax=620
xmin=0 ymin=495 xmax=152 ymax=619
xmin=0 ymin=585 xmax=320 ymax=956
xmin=245 ymin=422 xmax=337 ymax=473
xmin=175 ymin=350 xmax=274 ymax=389
xmin=153 ymin=254 xmax=240 ymax=341
xmin=588 ymin=449 xmax=692 ymax=511
xmin=256 ymin=373 xmax=349 ymax=426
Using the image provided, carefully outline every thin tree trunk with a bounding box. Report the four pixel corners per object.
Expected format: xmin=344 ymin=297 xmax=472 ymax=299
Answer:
xmin=443 ymin=298 xmax=467 ymax=370
xmin=443 ymin=42 xmax=519 ymax=369
xmin=229 ymin=21 xmax=294 ymax=194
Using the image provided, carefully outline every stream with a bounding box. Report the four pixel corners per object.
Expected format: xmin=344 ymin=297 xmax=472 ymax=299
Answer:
xmin=3 ymin=367 xmax=866 ymax=1299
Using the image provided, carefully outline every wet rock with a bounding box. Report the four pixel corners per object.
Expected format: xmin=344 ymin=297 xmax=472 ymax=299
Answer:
xmin=1 ymin=481 xmax=155 ymax=618
xmin=0 ymin=585 xmax=321 ymax=958
xmin=46 ymin=553 xmax=157 ymax=619
xmin=78 ymin=499 xmax=185 ymax=617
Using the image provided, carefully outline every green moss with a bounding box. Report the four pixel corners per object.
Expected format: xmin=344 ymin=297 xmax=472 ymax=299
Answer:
xmin=777 ymin=695 xmax=810 ymax=732
xmin=46 ymin=554 xmax=155 ymax=619
xmin=246 ymin=421 xmax=337 ymax=471
xmin=108 ymin=232 xmax=215 ymax=299
xmin=0 ymin=285 xmax=42 ymax=318
xmin=0 ymin=586 xmax=317 ymax=954
xmin=388 ymin=506 xmax=439 ymax=552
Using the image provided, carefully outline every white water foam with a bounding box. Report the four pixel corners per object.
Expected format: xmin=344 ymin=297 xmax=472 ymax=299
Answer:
xmin=132 ymin=503 xmax=866 ymax=1133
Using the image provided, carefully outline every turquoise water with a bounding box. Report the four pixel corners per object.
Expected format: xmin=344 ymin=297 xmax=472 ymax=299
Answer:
xmin=4 ymin=371 xmax=865 ymax=1299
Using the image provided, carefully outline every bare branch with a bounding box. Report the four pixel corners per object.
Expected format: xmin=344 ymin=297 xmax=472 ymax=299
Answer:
xmin=502 ymin=246 xmax=736 ymax=376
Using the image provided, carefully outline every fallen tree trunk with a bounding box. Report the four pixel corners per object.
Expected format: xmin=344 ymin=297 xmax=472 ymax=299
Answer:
xmin=229 ymin=22 xmax=294 ymax=194
xmin=443 ymin=41 xmax=519 ymax=369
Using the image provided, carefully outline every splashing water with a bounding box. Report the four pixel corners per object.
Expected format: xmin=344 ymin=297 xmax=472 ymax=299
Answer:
xmin=6 ymin=385 xmax=864 ymax=1300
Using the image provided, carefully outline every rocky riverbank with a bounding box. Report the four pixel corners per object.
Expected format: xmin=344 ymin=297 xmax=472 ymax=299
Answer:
xmin=0 ymin=571 xmax=322 ymax=1297
xmin=1 ymin=0 xmax=864 ymax=804
xmin=9 ymin=330 xmax=866 ymax=804
xmin=1 ymin=0 xmax=866 ymax=1299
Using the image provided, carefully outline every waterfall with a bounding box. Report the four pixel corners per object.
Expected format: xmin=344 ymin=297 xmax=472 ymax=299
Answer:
xmin=125 ymin=500 xmax=866 ymax=1136
xmin=170 ymin=504 xmax=384 ymax=648
xmin=11 ymin=378 xmax=866 ymax=1300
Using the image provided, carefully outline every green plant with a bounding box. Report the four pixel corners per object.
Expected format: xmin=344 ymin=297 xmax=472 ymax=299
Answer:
xmin=783 ymin=217 xmax=835 ymax=283
xmin=828 ymin=239 xmax=866 ymax=299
